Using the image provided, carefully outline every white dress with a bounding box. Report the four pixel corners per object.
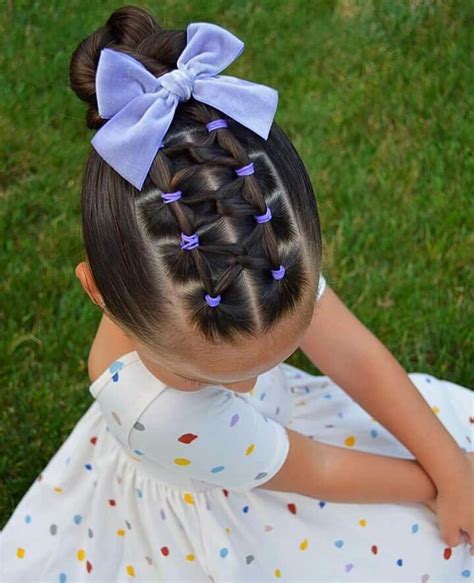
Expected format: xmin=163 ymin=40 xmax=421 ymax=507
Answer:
xmin=1 ymin=277 xmax=473 ymax=582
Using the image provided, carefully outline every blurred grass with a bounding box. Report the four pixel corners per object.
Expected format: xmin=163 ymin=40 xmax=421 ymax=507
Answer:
xmin=1 ymin=0 xmax=472 ymax=526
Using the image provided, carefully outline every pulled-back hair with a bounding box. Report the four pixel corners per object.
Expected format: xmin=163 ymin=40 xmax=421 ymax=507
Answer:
xmin=69 ymin=5 xmax=322 ymax=354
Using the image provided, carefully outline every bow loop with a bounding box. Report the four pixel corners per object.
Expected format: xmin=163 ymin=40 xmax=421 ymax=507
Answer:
xmin=91 ymin=22 xmax=278 ymax=190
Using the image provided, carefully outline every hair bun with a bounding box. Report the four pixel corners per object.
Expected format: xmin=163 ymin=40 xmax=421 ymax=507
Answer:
xmin=69 ymin=5 xmax=172 ymax=130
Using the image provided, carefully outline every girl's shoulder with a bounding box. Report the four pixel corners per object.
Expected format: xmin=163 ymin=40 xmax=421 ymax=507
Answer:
xmin=89 ymin=350 xmax=143 ymax=398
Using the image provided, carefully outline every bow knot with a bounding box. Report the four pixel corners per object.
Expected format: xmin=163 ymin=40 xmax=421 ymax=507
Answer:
xmin=91 ymin=22 xmax=278 ymax=190
xmin=159 ymin=67 xmax=195 ymax=102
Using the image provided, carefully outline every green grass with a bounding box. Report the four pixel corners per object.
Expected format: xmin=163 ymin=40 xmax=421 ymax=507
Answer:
xmin=1 ymin=0 xmax=472 ymax=527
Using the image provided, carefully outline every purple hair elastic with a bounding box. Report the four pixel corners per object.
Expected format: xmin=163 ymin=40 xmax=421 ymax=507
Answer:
xmin=271 ymin=265 xmax=286 ymax=280
xmin=254 ymin=205 xmax=272 ymax=223
xmin=235 ymin=162 xmax=254 ymax=177
xmin=161 ymin=190 xmax=182 ymax=204
xmin=205 ymin=293 xmax=221 ymax=307
xmin=206 ymin=119 xmax=228 ymax=132
xmin=180 ymin=232 xmax=200 ymax=251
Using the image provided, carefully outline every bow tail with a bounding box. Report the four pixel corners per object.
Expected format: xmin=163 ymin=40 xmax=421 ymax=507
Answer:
xmin=193 ymin=75 xmax=278 ymax=140
xmin=91 ymin=93 xmax=178 ymax=190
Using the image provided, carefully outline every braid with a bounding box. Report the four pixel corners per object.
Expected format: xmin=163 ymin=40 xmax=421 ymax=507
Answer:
xmin=136 ymin=100 xmax=307 ymax=342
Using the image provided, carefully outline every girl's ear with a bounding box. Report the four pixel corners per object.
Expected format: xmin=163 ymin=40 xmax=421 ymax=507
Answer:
xmin=75 ymin=262 xmax=104 ymax=309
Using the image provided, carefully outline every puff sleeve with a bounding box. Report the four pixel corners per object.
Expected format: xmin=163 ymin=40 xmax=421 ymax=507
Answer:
xmin=128 ymin=385 xmax=290 ymax=491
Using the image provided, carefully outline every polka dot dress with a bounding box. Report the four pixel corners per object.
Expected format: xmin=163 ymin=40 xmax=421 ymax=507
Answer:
xmin=1 ymin=287 xmax=473 ymax=581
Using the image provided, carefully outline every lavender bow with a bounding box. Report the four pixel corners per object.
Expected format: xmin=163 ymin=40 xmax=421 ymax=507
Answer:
xmin=91 ymin=22 xmax=278 ymax=190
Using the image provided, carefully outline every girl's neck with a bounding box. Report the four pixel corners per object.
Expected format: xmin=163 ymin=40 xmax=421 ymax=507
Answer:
xmin=137 ymin=349 xmax=207 ymax=391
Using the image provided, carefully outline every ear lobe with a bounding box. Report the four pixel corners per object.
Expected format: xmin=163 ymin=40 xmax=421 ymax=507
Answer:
xmin=76 ymin=262 xmax=104 ymax=308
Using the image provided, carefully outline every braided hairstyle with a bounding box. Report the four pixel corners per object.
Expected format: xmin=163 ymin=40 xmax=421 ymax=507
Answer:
xmin=69 ymin=5 xmax=323 ymax=355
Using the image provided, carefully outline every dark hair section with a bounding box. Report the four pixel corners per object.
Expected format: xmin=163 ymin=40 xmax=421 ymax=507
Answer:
xmin=69 ymin=5 xmax=322 ymax=353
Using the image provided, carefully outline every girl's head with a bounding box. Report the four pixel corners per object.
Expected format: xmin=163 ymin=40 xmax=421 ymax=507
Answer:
xmin=70 ymin=5 xmax=323 ymax=389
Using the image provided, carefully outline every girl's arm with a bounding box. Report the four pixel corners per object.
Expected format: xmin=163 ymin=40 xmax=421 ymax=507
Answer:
xmin=263 ymin=426 xmax=437 ymax=503
xmin=299 ymin=285 xmax=468 ymax=489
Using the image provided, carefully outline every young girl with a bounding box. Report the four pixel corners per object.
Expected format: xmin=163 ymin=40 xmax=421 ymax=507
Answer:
xmin=1 ymin=5 xmax=472 ymax=582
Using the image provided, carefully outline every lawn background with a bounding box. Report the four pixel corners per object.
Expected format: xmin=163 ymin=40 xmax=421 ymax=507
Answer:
xmin=1 ymin=0 xmax=472 ymax=527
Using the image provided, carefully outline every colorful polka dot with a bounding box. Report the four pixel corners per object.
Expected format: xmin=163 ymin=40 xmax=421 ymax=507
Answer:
xmin=59 ymin=573 xmax=67 ymax=583
xmin=462 ymin=570 xmax=471 ymax=577
xmin=73 ymin=514 xmax=82 ymax=525
xmin=370 ymin=429 xmax=378 ymax=438
xmin=16 ymin=547 xmax=25 ymax=559
xmin=245 ymin=444 xmax=255 ymax=456
xmin=345 ymin=436 xmax=356 ymax=447
xmin=255 ymin=471 xmax=268 ymax=479
xmin=242 ymin=505 xmax=249 ymax=513
xmin=186 ymin=554 xmax=195 ymax=561
xmin=335 ymin=540 xmax=344 ymax=548
xmin=396 ymin=558 xmax=403 ymax=566
xmin=443 ymin=547 xmax=452 ymax=560
xmin=25 ymin=514 xmax=31 ymax=524
xmin=359 ymin=519 xmax=367 ymax=527
xmin=84 ymin=463 xmax=92 ymax=470
xmin=111 ymin=411 xmax=122 ymax=426
xmin=220 ymin=547 xmax=229 ymax=558
xmin=174 ymin=457 xmax=191 ymax=466
xmin=411 ymin=523 xmax=419 ymax=533
xmin=230 ymin=413 xmax=240 ymax=427
xmin=274 ymin=568 xmax=282 ymax=577
xmin=183 ymin=492 xmax=194 ymax=505
xmin=77 ymin=549 xmax=86 ymax=561
xmin=161 ymin=546 xmax=169 ymax=557
xmin=211 ymin=465 xmax=225 ymax=473
xmin=117 ymin=529 xmax=125 ymax=536
xmin=178 ymin=432 xmax=198 ymax=444
xmin=299 ymin=538 xmax=309 ymax=550
xmin=126 ymin=565 xmax=135 ymax=576
xmin=109 ymin=360 xmax=124 ymax=382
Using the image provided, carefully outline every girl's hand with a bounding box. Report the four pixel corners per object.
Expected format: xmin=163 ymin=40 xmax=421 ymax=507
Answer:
xmin=423 ymin=452 xmax=474 ymax=551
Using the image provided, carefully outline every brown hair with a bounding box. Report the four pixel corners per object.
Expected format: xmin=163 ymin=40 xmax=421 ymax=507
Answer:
xmin=69 ymin=5 xmax=322 ymax=355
